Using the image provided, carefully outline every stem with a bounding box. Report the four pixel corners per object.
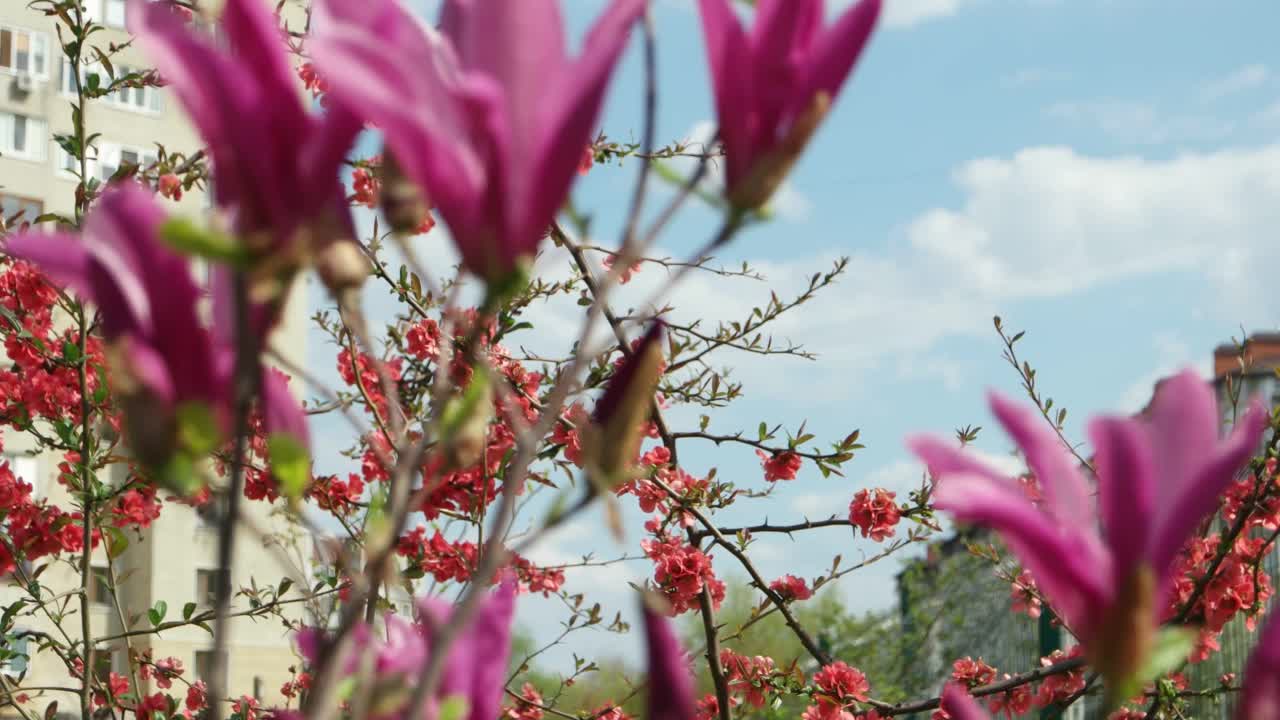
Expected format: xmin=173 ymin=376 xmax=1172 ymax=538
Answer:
xmin=208 ymin=271 xmax=258 ymax=720
xmin=690 ymin=532 xmax=731 ymax=720
xmin=68 ymin=4 xmax=95 ymax=718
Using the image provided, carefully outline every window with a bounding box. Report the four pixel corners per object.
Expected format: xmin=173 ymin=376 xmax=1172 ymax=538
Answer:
xmin=104 ymin=0 xmax=126 ymax=28
xmin=56 ymin=142 xmax=154 ymax=183
xmin=194 ymin=650 xmax=224 ymax=684
xmin=0 ymin=194 xmax=42 ymax=230
xmin=0 ymin=26 xmax=49 ymax=78
xmin=196 ymin=568 xmax=229 ymax=608
xmin=81 ymin=0 xmax=127 ymax=29
xmin=5 ymin=455 xmax=39 ymax=498
xmin=99 ymin=144 xmax=157 ymax=180
xmin=61 ymin=59 xmax=162 ymax=113
xmin=0 ymin=112 xmax=47 ymax=162
xmin=87 ymin=566 xmax=112 ymax=607
xmin=195 ymin=492 xmax=229 ymax=529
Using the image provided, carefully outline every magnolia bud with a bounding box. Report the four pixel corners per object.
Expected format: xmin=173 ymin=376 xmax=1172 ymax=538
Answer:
xmin=729 ymin=92 xmax=831 ymax=211
xmin=584 ymin=322 xmax=666 ymax=482
xmin=315 ymin=238 xmax=369 ymax=295
xmin=439 ymin=369 xmax=494 ymax=471
xmin=108 ymin=340 xmax=179 ymax=469
xmin=381 ymin=151 xmax=431 ymax=235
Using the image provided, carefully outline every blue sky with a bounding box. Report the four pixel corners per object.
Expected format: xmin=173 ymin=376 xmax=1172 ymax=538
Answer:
xmin=305 ymin=0 xmax=1280 ymax=669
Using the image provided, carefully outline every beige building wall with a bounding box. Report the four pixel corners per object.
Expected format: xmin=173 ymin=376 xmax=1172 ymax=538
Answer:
xmin=1 ymin=1 xmax=319 ymax=716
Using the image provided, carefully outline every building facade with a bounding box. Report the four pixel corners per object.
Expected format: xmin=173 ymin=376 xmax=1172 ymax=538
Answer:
xmin=0 ymin=1 xmax=315 ymax=715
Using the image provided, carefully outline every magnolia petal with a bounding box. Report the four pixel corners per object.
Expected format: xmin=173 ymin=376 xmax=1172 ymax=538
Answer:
xmin=940 ymin=683 xmax=991 ymax=720
xmin=798 ymin=0 xmax=881 ymax=111
xmin=464 ymin=581 xmax=517 ymax=720
xmin=130 ymin=0 xmax=278 ymax=228
xmin=119 ymin=335 xmax=177 ymax=406
xmin=932 ymin=471 xmax=1108 ymax=635
xmin=220 ymin=0 xmax=307 ymax=125
xmin=527 ymin=0 xmax=643 ymax=255
xmin=1240 ymin=610 xmax=1280 ymax=720
xmin=1087 ymin=416 xmax=1155 ymax=590
xmin=905 ymin=433 xmax=1019 ymax=487
xmin=308 ymin=1 xmax=484 ymax=214
xmin=642 ymin=601 xmax=696 ymax=720
xmin=261 ymin=367 xmax=310 ymax=452
xmin=747 ymin=0 xmax=823 ymax=146
xmin=1144 ymin=369 xmax=1223 ymax=500
xmin=450 ymin=0 xmax=566 ymax=164
xmin=4 ymin=232 xmax=91 ymax=296
xmin=988 ymin=391 xmax=1095 ymax=530
xmin=377 ymin=613 xmax=427 ymax=676
xmin=696 ymin=0 xmax=753 ymax=188
xmin=1149 ymin=401 xmax=1267 ymax=584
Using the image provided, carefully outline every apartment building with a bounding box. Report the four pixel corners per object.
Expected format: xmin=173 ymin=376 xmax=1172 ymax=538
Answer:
xmin=0 ymin=1 xmax=316 ymax=714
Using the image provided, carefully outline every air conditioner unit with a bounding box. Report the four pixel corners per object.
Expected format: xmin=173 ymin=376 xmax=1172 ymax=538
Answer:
xmin=13 ymin=74 xmax=34 ymax=94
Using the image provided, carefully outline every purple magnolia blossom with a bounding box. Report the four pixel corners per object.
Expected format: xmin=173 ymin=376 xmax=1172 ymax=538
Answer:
xmin=128 ymin=0 xmax=362 ymax=296
xmin=1240 ymin=610 xmax=1280 ymax=720
xmin=907 ymin=369 xmax=1266 ymax=681
xmin=4 ymin=184 xmax=309 ymax=461
xmin=641 ymin=601 xmax=695 ymax=720
xmin=297 ymin=581 xmax=516 ymax=720
xmin=5 ymin=185 xmax=223 ymax=458
xmin=940 ymin=684 xmax=989 ymax=720
xmin=696 ymin=0 xmax=882 ymax=209
xmin=309 ymin=0 xmax=644 ymax=285
xmin=417 ymin=582 xmax=516 ymax=720
xmin=590 ymin=321 xmax=666 ymax=475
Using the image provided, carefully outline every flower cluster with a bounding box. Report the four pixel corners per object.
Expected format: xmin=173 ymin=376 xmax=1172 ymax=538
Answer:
xmin=849 ymin=488 xmax=901 ymax=542
xmin=641 ymin=535 xmax=726 ymax=615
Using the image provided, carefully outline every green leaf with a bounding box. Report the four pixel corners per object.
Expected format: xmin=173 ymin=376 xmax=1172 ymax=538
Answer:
xmin=159 ymin=217 xmax=247 ymax=266
xmin=277 ymin=577 xmax=293 ymax=598
xmin=182 ymin=602 xmax=197 ymax=621
xmin=147 ymin=600 xmax=167 ymax=627
xmin=176 ymin=402 xmax=222 ymax=456
xmin=268 ymin=433 xmax=310 ymax=500
xmin=104 ymin=526 xmax=129 ymax=559
xmin=437 ymin=695 xmax=470 ymax=720
xmin=159 ymin=453 xmax=201 ymax=497
xmin=93 ymin=365 xmax=109 ymax=405
xmin=1140 ymin=626 xmax=1197 ymax=682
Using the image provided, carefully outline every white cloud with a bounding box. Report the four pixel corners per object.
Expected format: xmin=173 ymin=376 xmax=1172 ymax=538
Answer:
xmin=1000 ymin=67 xmax=1066 ymax=89
xmin=624 ymin=143 xmax=1280 ymax=406
xmin=1254 ymin=100 xmax=1280 ymax=129
xmin=1115 ymin=333 xmax=1214 ymax=414
xmin=1200 ymin=64 xmax=1270 ymax=102
xmin=1046 ymin=99 xmax=1235 ymax=144
xmin=878 ymin=0 xmax=974 ymax=28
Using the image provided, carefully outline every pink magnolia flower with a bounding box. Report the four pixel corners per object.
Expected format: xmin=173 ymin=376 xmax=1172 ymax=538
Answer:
xmin=297 ymin=582 xmax=516 ymax=720
xmin=4 ymin=186 xmax=223 ymax=462
xmin=908 ymin=369 xmax=1266 ymax=687
xmin=309 ymin=0 xmax=644 ymax=286
xmin=1240 ymin=610 xmax=1280 ymax=720
xmin=130 ymin=0 xmax=359 ymax=244
xmin=696 ymin=0 xmax=882 ymax=209
xmin=5 ymin=185 xmax=309 ymax=468
xmin=642 ymin=601 xmax=696 ymax=720
xmin=939 ymin=684 xmax=989 ymax=720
